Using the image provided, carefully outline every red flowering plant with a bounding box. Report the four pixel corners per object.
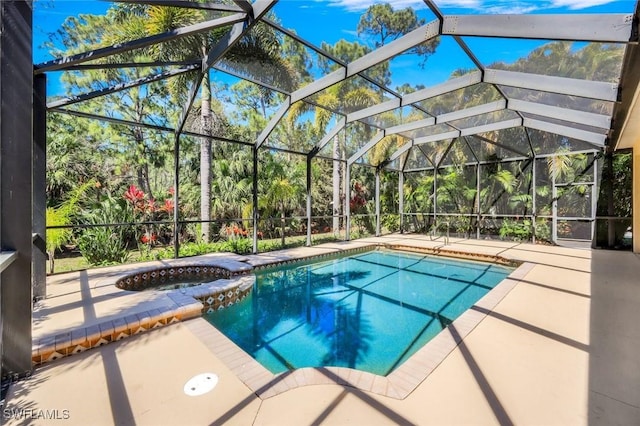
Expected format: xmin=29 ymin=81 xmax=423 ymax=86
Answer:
xmin=349 ymin=181 xmax=371 ymax=237
xmin=123 ymin=185 xmax=146 ymax=212
xmin=122 ymin=184 xmax=177 ymax=255
xmin=223 ymin=223 xmax=249 ymax=238
xmin=349 ymin=182 xmax=367 ymax=213
xmin=219 ymin=222 xmax=253 ymax=254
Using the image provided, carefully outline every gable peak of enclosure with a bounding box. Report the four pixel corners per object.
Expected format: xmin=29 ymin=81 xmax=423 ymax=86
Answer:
xmin=38 ymin=0 xmax=640 ymax=166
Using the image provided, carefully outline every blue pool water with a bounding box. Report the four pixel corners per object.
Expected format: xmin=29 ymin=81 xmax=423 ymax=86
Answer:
xmin=204 ymin=249 xmax=512 ymax=376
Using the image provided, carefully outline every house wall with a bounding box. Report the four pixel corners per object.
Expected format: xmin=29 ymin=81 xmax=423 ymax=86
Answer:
xmin=1 ymin=0 xmax=34 ymax=378
xmin=635 ymin=139 xmax=640 ymax=254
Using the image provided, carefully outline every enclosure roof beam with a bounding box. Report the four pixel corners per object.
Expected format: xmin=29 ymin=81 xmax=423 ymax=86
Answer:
xmin=290 ymin=19 xmax=440 ymax=104
xmin=47 ymin=65 xmax=199 ymax=109
xmin=110 ymin=0 xmax=244 ymax=13
xmin=232 ymin=0 xmax=254 ymax=15
xmin=176 ymin=0 xmax=277 ymax=136
xmin=263 ymin=17 xmax=408 ymax=105
xmin=414 ymin=130 xmax=461 ymax=145
xmin=436 ymin=99 xmax=506 ymax=124
xmin=345 ymin=71 xmax=481 ymax=125
xmin=523 ymin=117 xmax=607 ymax=147
xmin=347 ymin=99 xmax=401 ymax=123
xmin=175 ymin=73 xmax=206 ymax=136
xmin=508 ymin=98 xmax=612 ymax=129
xmin=290 ymin=68 xmax=346 ymax=104
xmin=470 ymin=133 xmax=531 ymax=158
xmin=51 ymin=107 xmax=255 ymax=146
xmin=51 ymin=108 xmax=174 ymax=133
xmin=388 ymin=141 xmax=413 ymax=163
xmin=484 ymin=69 xmax=619 ymax=102
xmin=34 ymin=13 xmax=246 ymax=74
xmin=435 ymin=138 xmax=458 ymax=168
xmin=442 ymin=13 xmax=636 ymax=43
xmin=402 ymin=71 xmax=482 ymax=106
xmin=462 ymin=136 xmax=480 ymax=163
xmin=386 ymin=117 xmax=437 ymax=136
xmin=422 ymin=0 xmax=445 ymax=22
xmin=62 ymin=60 xmax=200 ymax=70
xmin=386 ymin=103 xmax=513 ymax=141
xmin=416 ymin=145 xmax=437 ymax=168
xmin=347 ymin=21 xmax=440 ymax=77
xmin=345 ymin=105 xmax=490 ymax=165
xmin=256 ymin=96 xmax=291 ymax=148
xmin=459 ymin=118 xmax=522 ymax=136
xmin=347 ymin=131 xmax=386 ymax=165
xmin=211 ymin=64 xmax=289 ymax=95
xmin=310 ymin=117 xmax=346 ymax=157
xmin=402 ymin=147 xmax=599 ymax=171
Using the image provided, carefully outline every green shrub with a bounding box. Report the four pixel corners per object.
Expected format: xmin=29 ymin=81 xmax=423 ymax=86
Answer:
xmin=225 ymin=237 xmax=252 ymax=254
xmin=77 ymin=197 xmax=133 ymax=266
xmin=381 ymin=214 xmax=400 ymax=232
xmin=499 ymin=219 xmax=532 ymax=242
xmin=534 ymin=219 xmax=551 ymax=242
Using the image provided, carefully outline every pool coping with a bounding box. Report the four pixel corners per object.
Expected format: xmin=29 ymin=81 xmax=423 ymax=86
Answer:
xmin=31 ymin=256 xmax=255 ymax=366
xmin=32 ymin=242 xmax=532 ymax=398
xmin=186 ymin=249 xmax=535 ymax=400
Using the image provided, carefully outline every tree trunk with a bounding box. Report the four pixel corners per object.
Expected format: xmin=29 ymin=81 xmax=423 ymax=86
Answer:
xmin=200 ymin=72 xmax=213 ymax=243
xmin=281 ymin=208 xmax=286 ymax=247
xmin=332 ymin=135 xmax=341 ymax=234
xmin=134 ymin=126 xmax=153 ymax=199
xmin=48 ymin=251 xmax=54 ymax=275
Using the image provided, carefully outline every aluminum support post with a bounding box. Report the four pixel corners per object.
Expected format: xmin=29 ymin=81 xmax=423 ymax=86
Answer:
xmin=399 ymin=172 xmax=404 ymax=234
xmin=306 ymin=155 xmax=312 ymax=247
xmin=552 ymin=170 xmax=558 ymax=243
xmin=591 ymin=155 xmax=598 ymax=245
xmin=532 ymin=156 xmax=537 ymax=244
xmin=173 ymin=134 xmax=181 ymax=258
xmin=33 ymin=74 xmax=47 ymax=300
xmin=433 ymin=168 xmax=438 ymax=229
xmin=252 ymin=146 xmax=259 ymax=254
xmin=375 ymin=169 xmax=381 ymax=237
xmin=476 ymin=163 xmax=481 ymax=239
xmin=345 ymin=165 xmax=351 ymax=241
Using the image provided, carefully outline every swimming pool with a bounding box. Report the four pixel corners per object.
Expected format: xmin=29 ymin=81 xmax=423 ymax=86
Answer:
xmin=204 ymin=249 xmax=512 ymax=376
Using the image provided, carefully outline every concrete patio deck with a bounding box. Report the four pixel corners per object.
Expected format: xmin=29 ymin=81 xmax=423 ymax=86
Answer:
xmin=3 ymin=234 xmax=640 ymax=425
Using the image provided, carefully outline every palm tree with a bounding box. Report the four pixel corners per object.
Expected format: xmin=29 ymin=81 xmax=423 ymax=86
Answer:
xmin=143 ymin=7 xmax=296 ymax=242
xmin=259 ymin=154 xmax=305 ymax=246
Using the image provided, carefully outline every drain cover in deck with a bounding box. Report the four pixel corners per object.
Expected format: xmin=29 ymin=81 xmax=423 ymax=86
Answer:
xmin=184 ymin=373 xmax=218 ymax=396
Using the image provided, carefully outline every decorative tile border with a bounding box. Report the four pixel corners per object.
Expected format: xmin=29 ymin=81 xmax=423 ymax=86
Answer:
xmin=251 ymin=245 xmax=376 ymax=272
xmin=384 ymin=243 xmax=521 ymax=268
xmin=32 ymin=275 xmax=255 ymax=367
xmin=179 ymin=275 xmax=254 ymax=314
xmin=115 ymin=264 xmax=248 ymax=291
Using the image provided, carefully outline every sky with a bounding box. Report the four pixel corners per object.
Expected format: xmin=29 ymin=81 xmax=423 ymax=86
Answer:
xmin=33 ymin=0 xmax=637 ymax=96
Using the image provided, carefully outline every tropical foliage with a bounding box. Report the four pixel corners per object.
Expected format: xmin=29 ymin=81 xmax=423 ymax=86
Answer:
xmin=44 ymin=3 xmax=632 ymax=272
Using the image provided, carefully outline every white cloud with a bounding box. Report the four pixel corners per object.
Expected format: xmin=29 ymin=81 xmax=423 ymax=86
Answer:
xmin=434 ymin=0 xmax=483 ymax=7
xmin=325 ymin=0 xmax=619 ymax=13
xmin=325 ymin=0 xmax=429 ymax=12
xmin=439 ymin=0 xmax=541 ymax=13
xmin=341 ymin=29 xmax=360 ymax=37
xmin=550 ymin=0 xmax=616 ymax=9
xmin=484 ymin=4 xmax=539 ymax=13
